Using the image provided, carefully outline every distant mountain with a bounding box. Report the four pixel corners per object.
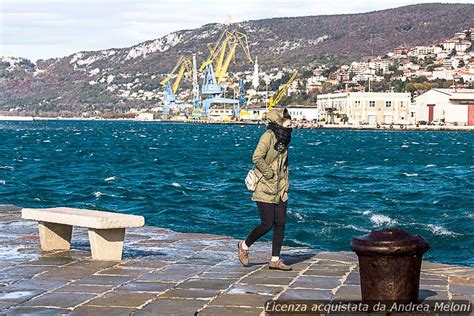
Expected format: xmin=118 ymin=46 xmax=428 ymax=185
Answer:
xmin=1 ymin=3 xmax=473 ymax=114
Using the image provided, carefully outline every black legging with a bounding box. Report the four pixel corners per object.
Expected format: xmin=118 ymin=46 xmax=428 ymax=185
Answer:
xmin=244 ymin=200 xmax=287 ymax=256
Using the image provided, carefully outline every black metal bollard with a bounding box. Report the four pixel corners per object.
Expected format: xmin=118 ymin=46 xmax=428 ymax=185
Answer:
xmin=351 ymin=228 xmax=430 ymax=303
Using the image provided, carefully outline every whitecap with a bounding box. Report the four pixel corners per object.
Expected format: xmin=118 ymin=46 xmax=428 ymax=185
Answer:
xmin=426 ymin=224 xmax=460 ymax=237
xmin=308 ymin=142 xmax=322 ymax=146
xmin=426 ymin=164 xmax=436 ymax=167
xmin=171 ymin=182 xmax=182 ymax=188
xmin=0 ymin=180 xmax=5 ymax=185
xmin=93 ymin=191 xmax=103 ymax=198
xmin=362 ymin=210 xmax=372 ymax=216
xmin=336 ymin=161 xmax=347 ymax=164
xmin=235 ymin=144 xmax=240 ymax=147
xmin=43 ymin=140 xmax=51 ymax=143
xmin=287 ymin=210 xmax=305 ymax=222
xmin=411 ymin=142 xmax=419 ymax=145
xmin=370 ymin=214 xmax=397 ymax=226
xmin=401 ymin=144 xmax=409 ymax=148
xmin=403 ymin=173 xmax=418 ymax=177
xmin=105 ymin=176 xmax=116 ymax=182
xmin=428 ymin=143 xmax=438 ymax=145
xmin=344 ymin=224 xmax=371 ymax=233
xmin=365 ymin=166 xmax=380 ymax=170
xmin=0 ymin=166 xmax=13 ymax=170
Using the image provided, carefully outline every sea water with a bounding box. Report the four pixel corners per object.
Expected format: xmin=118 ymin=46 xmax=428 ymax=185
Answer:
xmin=0 ymin=121 xmax=472 ymax=266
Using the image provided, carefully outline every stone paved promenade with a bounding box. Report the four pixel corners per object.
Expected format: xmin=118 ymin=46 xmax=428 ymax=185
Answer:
xmin=0 ymin=205 xmax=473 ymax=315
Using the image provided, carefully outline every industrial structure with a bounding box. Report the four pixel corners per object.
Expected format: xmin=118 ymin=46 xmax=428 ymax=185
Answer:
xmin=157 ymin=27 xmax=299 ymax=121
xmin=160 ymin=56 xmax=193 ymax=118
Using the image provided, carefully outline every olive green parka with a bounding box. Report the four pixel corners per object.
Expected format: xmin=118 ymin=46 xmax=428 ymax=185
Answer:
xmin=251 ymin=108 xmax=289 ymax=204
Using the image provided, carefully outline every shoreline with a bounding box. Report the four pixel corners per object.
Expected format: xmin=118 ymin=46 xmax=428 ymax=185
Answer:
xmin=1 ymin=115 xmax=473 ymax=132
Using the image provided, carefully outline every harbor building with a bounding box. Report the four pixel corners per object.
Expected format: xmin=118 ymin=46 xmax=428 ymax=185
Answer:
xmin=316 ymin=92 xmax=411 ymax=125
xmin=415 ymin=89 xmax=474 ymax=126
xmin=286 ymin=105 xmax=319 ymax=121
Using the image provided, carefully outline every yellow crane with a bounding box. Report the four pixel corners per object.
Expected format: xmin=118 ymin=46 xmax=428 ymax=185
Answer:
xmin=199 ymin=28 xmax=252 ymax=84
xmin=267 ymin=70 xmax=298 ymax=111
xmin=160 ymin=56 xmax=192 ymax=94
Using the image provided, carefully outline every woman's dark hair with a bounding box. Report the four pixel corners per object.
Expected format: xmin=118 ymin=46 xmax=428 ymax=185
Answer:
xmin=283 ymin=108 xmax=292 ymax=120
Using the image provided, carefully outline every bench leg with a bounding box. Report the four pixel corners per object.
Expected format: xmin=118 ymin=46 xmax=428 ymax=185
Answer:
xmin=88 ymin=228 xmax=125 ymax=261
xmin=38 ymin=221 xmax=72 ymax=251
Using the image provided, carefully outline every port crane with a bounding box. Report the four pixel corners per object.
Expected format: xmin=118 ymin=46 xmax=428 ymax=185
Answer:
xmin=195 ymin=28 xmax=253 ymax=119
xmin=267 ymin=70 xmax=298 ymax=111
xmin=160 ymin=56 xmax=193 ymax=117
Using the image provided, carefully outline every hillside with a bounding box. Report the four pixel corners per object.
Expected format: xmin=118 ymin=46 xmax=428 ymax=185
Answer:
xmin=1 ymin=3 xmax=473 ymax=114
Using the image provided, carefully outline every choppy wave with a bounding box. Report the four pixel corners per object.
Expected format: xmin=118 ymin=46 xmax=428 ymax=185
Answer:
xmin=0 ymin=121 xmax=472 ymax=266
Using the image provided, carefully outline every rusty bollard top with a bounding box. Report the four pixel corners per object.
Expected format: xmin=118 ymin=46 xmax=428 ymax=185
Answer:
xmin=351 ymin=228 xmax=430 ymax=256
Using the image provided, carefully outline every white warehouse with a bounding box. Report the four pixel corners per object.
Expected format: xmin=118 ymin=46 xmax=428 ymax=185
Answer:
xmin=415 ymin=89 xmax=474 ymax=126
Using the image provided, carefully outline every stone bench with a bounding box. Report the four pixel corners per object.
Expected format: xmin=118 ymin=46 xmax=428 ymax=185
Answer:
xmin=21 ymin=207 xmax=145 ymax=261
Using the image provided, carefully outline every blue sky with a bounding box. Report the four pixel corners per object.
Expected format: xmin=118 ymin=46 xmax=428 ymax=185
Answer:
xmin=1 ymin=0 xmax=472 ymax=61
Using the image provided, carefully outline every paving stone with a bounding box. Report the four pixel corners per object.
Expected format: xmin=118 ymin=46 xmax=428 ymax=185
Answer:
xmin=250 ymin=269 xmax=299 ymax=279
xmin=1 ymin=266 xmax=50 ymax=277
xmin=450 ymin=276 xmax=474 ymax=286
xmin=290 ymin=275 xmax=342 ymax=290
xmin=0 ymin=303 xmax=12 ymax=311
xmin=96 ymin=267 xmax=150 ymax=276
xmin=197 ymin=272 xmax=243 ymax=280
xmin=278 ymin=289 xmax=333 ymax=300
xmin=20 ymin=256 xmax=76 ymax=266
xmin=304 ymin=268 xmax=349 ymax=278
xmin=54 ymin=284 xmax=114 ymax=294
xmin=0 ymin=290 xmax=44 ymax=304
xmin=66 ymin=260 xmax=118 ymax=270
xmin=0 ymin=275 xmax=25 ymax=285
xmin=20 ymin=292 xmax=95 ymax=308
xmin=72 ymin=275 xmax=133 ymax=286
xmin=178 ymin=278 xmax=234 ymax=290
xmin=136 ymin=265 xmax=207 ymax=282
xmin=3 ymin=307 xmax=70 ymax=315
xmin=117 ymin=260 xmax=169 ymax=270
xmin=117 ymin=282 xmax=174 ymax=293
xmin=197 ymin=305 xmax=263 ymax=316
xmin=419 ymin=278 xmax=448 ymax=286
xmin=344 ymin=272 xmax=360 ymax=285
xmin=85 ymin=291 xmax=157 ymax=308
xmin=210 ymin=292 xmax=272 ymax=307
xmin=229 ymin=283 xmax=284 ymax=295
xmin=70 ymin=305 xmax=136 ymax=316
xmin=315 ymin=252 xmax=358 ymax=262
xmin=333 ymin=285 xmax=362 ymax=300
xmin=159 ymin=288 xmax=220 ymax=299
xmin=134 ymin=298 xmax=206 ymax=315
xmin=240 ymin=276 xmax=293 ymax=286
xmin=449 ymin=284 xmax=474 ymax=296
xmin=37 ymin=266 xmax=97 ymax=280
xmin=1 ymin=278 xmax=67 ymax=292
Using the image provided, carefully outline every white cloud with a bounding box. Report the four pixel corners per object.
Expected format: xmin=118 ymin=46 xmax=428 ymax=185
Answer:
xmin=0 ymin=0 xmax=472 ymax=60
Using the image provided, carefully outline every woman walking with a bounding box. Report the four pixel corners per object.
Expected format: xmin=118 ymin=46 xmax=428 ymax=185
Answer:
xmin=238 ymin=108 xmax=293 ymax=270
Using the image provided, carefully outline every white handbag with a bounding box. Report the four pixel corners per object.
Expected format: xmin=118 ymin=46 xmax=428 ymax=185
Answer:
xmin=245 ymin=167 xmax=263 ymax=191
xmin=245 ymin=155 xmax=279 ymax=191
